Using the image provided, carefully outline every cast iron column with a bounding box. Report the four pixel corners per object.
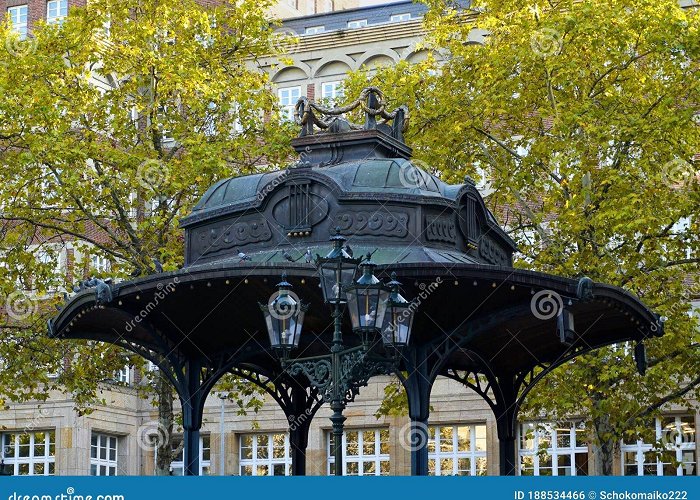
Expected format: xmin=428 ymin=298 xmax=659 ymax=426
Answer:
xmin=330 ymin=303 xmax=345 ymax=475
xmin=182 ymin=358 xmax=203 ymax=476
xmin=494 ymin=374 xmax=519 ymax=476
xmin=287 ymin=385 xmax=314 ymax=476
xmin=405 ymin=345 xmax=431 ymax=476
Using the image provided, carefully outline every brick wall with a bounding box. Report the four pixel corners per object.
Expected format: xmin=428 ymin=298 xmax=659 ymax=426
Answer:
xmin=3 ymin=0 xmax=222 ymax=34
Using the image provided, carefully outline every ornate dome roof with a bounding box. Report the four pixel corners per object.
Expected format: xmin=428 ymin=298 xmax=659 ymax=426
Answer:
xmin=180 ymin=88 xmax=516 ymax=268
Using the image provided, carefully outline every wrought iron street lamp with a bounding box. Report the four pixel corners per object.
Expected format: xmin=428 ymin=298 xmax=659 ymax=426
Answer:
xmin=345 ymin=256 xmax=389 ymax=345
xmin=381 ymin=273 xmax=415 ymax=348
xmin=316 ymin=230 xmax=360 ymax=304
xmin=260 ymin=229 xmax=415 ymax=475
xmin=259 ymin=274 xmax=308 ymax=358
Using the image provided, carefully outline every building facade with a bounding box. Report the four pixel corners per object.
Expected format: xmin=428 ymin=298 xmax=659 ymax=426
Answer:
xmin=1 ymin=374 xmax=697 ymax=476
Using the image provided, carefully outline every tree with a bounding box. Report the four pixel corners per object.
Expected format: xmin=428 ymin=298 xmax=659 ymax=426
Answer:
xmin=345 ymin=0 xmax=700 ymax=474
xmin=0 ymin=0 xmax=290 ymax=474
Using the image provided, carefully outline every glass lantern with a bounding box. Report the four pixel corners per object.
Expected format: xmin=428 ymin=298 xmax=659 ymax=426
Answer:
xmin=316 ymin=228 xmax=360 ymax=304
xmin=346 ymin=256 xmax=389 ymax=342
xmin=259 ymin=274 xmax=308 ymax=356
xmin=381 ymin=273 xmax=414 ymax=348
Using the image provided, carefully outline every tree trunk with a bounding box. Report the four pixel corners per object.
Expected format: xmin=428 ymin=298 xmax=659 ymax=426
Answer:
xmin=591 ymin=400 xmax=616 ymax=475
xmin=154 ymin=370 xmax=178 ymax=475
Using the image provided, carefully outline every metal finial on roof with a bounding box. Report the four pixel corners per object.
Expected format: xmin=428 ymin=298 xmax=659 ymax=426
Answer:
xmin=294 ymin=87 xmax=408 ymax=141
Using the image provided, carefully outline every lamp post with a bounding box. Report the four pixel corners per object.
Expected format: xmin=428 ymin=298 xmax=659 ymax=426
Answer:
xmin=260 ymin=229 xmax=415 ymax=476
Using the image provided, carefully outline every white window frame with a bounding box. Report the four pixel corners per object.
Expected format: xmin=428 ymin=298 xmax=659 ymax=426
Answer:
xmin=170 ymin=435 xmax=210 ymax=476
xmin=91 ymin=254 xmax=110 ymax=274
xmin=278 ymin=86 xmax=301 ymax=122
xmin=390 ymin=13 xmax=411 ymax=22
xmin=304 ymin=26 xmax=325 ymax=35
xmin=1 ymin=430 xmax=55 ymax=475
xmin=90 ymin=433 xmax=118 ymax=476
xmin=621 ymin=415 xmax=696 ymax=476
xmin=347 ymin=19 xmax=368 ymax=29
xmin=326 ymin=428 xmax=390 ymax=476
xmin=239 ymin=433 xmax=291 ymax=476
xmin=518 ymin=422 xmax=589 ymax=476
xmin=46 ymin=0 xmax=68 ymax=24
xmin=428 ymin=424 xmax=487 ymax=476
xmin=321 ymin=80 xmax=343 ymax=104
xmin=7 ymin=5 xmax=28 ymax=39
xmin=115 ymin=366 xmax=130 ymax=384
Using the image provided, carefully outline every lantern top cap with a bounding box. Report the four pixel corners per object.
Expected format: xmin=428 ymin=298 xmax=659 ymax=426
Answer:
xmin=277 ymin=273 xmax=292 ymax=289
xmin=329 ymin=227 xmax=346 ymax=245
xmin=355 ymin=255 xmax=381 ymax=286
xmin=387 ymin=272 xmax=401 ymax=288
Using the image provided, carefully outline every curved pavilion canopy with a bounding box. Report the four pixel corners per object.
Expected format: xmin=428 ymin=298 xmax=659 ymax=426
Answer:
xmin=49 ymin=88 xmax=663 ymax=476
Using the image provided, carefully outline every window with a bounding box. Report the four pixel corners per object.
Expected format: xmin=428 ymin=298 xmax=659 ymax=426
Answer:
xmin=156 ymin=105 xmax=174 ymax=143
xmin=286 ymin=0 xmax=297 ymax=8
xmin=91 ymin=254 xmax=110 ymax=274
xmin=320 ymin=0 xmax=333 ymax=13
xmin=304 ymin=26 xmax=325 ymax=35
xmin=621 ymin=416 xmax=696 ymax=476
xmin=7 ymin=5 xmax=28 ymax=39
xmin=278 ymin=87 xmax=301 ymax=122
xmin=46 ymin=0 xmax=68 ymax=24
xmin=327 ymin=429 xmax=390 ymax=476
xmin=239 ymin=433 xmax=290 ymax=475
xmin=90 ymin=434 xmax=118 ymax=476
xmin=1 ymin=431 xmax=55 ymax=475
xmin=428 ymin=424 xmax=487 ymax=476
xmin=347 ymin=19 xmax=368 ymax=29
xmin=519 ymin=422 xmax=589 ymax=476
xmin=321 ymin=81 xmax=343 ymax=105
xmin=115 ymin=366 xmax=130 ymax=384
xmin=170 ymin=435 xmax=210 ymax=476
xmin=390 ymin=13 xmax=411 ymax=22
